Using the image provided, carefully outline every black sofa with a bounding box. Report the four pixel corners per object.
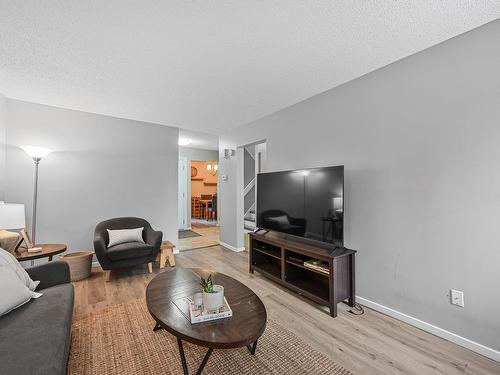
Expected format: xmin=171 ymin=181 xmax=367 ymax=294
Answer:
xmin=0 ymin=261 xmax=74 ymax=375
xmin=94 ymin=217 xmax=162 ymax=273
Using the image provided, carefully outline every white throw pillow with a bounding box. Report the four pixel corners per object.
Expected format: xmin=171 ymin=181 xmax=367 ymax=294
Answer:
xmin=0 ymin=266 xmax=42 ymax=316
xmin=107 ymin=227 xmax=145 ymax=248
xmin=0 ymin=248 xmax=40 ymax=291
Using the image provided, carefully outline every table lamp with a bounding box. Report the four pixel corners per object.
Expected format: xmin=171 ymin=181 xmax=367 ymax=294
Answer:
xmin=0 ymin=202 xmax=32 ymax=251
xmin=20 ymin=145 xmax=53 ymax=245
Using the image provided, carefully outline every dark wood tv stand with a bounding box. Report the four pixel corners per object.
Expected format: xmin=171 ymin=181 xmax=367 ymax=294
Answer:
xmin=249 ymin=231 xmax=356 ymax=317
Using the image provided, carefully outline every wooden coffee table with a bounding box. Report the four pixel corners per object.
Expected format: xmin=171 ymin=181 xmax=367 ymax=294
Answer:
xmin=146 ymin=268 xmax=267 ymax=375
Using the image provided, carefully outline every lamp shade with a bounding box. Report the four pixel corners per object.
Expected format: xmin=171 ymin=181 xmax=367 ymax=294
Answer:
xmin=0 ymin=203 xmax=26 ymax=229
xmin=20 ymin=145 xmax=53 ymax=159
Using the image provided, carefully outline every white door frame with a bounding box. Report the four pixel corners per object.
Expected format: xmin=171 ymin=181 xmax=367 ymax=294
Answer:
xmin=178 ymin=156 xmax=188 ymax=230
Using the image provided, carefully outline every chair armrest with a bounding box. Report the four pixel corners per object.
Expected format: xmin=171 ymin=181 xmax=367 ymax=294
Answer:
xmin=144 ymin=228 xmax=163 ymax=249
xmin=94 ymin=233 xmax=113 ymax=270
xmin=94 ymin=233 xmax=107 ymax=255
xmin=26 ymin=262 xmax=70 ymax=290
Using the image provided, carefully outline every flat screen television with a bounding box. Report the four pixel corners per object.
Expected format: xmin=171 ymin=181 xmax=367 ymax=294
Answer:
xmin=256 ymin=165 xmax=344 ymax=246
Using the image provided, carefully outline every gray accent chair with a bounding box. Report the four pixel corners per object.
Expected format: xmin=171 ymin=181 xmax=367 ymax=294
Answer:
xmin=94 ymin=217 xmax=162 ymax=279
xmin=0 ymin=261 xmax=74 ymax=375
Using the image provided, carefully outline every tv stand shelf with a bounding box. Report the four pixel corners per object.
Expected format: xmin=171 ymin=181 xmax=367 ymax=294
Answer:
xmin=253 ymin=246 xmax=281 ymax=260
xmin=286 ymin=259 xmax=330 ymax=277
xmin=249 ymin=231 xmax=356 ymax=317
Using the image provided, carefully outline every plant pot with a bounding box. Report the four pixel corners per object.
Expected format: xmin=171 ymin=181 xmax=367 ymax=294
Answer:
xmin=202 ymin=285 xmax=224 ymax=313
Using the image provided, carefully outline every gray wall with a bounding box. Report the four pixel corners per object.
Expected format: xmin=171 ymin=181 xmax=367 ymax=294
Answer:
xmin=4 ymin=99 xmax=179 ymax=251
xmin=219 ymin=20 xmax=500 ymax=351
xmin=179 ymin=146 xmax=218 ymax=164
xmin=179 ymin=146 xmax=218 ymax=228
xmin=0 ymin=94 xmax=6 ymax=201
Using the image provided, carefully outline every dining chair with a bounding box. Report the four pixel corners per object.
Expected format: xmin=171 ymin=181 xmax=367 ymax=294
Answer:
xmin=208 ymin=194 xmax=217 ymax=221
xmin=200 ymin=194 xmax=213 ymax=219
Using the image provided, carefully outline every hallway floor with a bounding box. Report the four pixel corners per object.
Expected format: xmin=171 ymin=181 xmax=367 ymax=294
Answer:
xmin=178 ymin=222 xmax=219 ymax=251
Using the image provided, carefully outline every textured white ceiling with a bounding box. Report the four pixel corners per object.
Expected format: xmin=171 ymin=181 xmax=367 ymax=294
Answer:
xmin=0 ymin=1 xmax=498 ymax=135
xmin=179 ymin=129 xmax=218 ymax=151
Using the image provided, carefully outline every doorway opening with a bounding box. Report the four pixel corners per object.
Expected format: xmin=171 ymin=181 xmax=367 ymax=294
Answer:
xmin=178 ymin=151 xmax=220 ymax=251
xmin=190 ymin=160 xmax=219 ymax=225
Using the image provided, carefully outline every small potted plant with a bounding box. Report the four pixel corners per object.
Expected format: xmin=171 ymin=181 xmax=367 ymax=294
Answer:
xmin=200 ymin=274 xmax=225 ymax=313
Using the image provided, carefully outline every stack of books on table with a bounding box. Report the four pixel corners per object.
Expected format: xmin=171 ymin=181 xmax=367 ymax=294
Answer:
xmin=303 ymin=259 xmax=329 ymax=275
xmin=174 ymin=296 xmax=233 ymax=324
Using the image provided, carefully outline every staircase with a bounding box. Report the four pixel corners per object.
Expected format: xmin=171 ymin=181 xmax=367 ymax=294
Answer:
xmin=243 ymin=142 xmax=266 ymax=233
xmin=244 ymin=207 xmax=256 ymax=231
xmin=243 ymin=146 xmax=256 ymax=232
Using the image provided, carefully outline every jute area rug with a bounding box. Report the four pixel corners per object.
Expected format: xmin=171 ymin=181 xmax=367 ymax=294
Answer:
xmin=68 ymin=299 xmax=351 ymax=375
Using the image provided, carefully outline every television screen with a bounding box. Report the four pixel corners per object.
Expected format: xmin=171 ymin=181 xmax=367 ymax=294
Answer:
xmin=256 ymin=166 xmax=344 ymax=246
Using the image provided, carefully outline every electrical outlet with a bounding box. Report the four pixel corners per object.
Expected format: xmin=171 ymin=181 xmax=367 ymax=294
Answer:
xmin=450 ymin=289 xmax=465 ymax=307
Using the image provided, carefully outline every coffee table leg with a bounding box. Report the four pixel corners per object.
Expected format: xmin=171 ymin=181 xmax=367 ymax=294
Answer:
xmin=153 ymin=323 xmax=162 ymax=331
xmin=176 ymin=337 xmax=213 ymax=375
xmin=195 ymin=347 xmax=213 ymax=375
xmin=246 ymin=340 xmax=258 ymax=355
xmin=177 ymin=338 xmax=190 ymax=375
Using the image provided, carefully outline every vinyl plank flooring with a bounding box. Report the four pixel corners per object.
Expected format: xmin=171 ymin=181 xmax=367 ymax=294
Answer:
xmin=178 ymin=224 xmax=219 ymax=251
xmin=86 ymin=270 xmax=107 ymax=305
xmin=72 ymin=246 xmax=500 ymax=375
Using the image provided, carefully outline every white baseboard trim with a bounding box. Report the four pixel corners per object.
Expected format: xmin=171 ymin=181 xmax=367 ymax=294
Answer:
xmin=219 ymin=241 xmax=246 ymax=252
xmin=356 ymin=296 xmax=500 ymax=362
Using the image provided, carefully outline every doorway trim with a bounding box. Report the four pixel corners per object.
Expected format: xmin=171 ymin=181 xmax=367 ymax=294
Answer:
xmin=178 ymin=156 xmax=188 ymax=230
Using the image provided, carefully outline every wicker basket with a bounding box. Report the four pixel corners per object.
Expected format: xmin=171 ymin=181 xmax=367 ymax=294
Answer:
xmin=59 ymin=251 xmax=94 ymax=281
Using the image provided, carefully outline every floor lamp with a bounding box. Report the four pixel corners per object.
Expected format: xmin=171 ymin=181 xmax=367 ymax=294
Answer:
xmin=20 ymin=145 xmax=53 ymax=246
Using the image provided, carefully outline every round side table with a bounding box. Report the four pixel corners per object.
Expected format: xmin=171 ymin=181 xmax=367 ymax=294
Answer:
xmin=15 ymin=244 xmax=67 ymax=266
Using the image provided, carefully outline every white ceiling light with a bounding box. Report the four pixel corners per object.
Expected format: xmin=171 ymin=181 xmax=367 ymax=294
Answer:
xmin=178 ymin=138 xmax=192 ymax=146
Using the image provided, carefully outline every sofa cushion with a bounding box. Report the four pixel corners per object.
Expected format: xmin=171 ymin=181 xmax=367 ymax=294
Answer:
xmin=0 ymin=231 xmax=21 ymax=253
xmin=0 ymin=266 xmax=42 ymax=316
xmin=0 ymin=283 xmax=74 ymax=375
xmin=0 ymin=248 xmax=40 ymax=291
xmin=107 ymin=242 xmax=153 ymax=261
